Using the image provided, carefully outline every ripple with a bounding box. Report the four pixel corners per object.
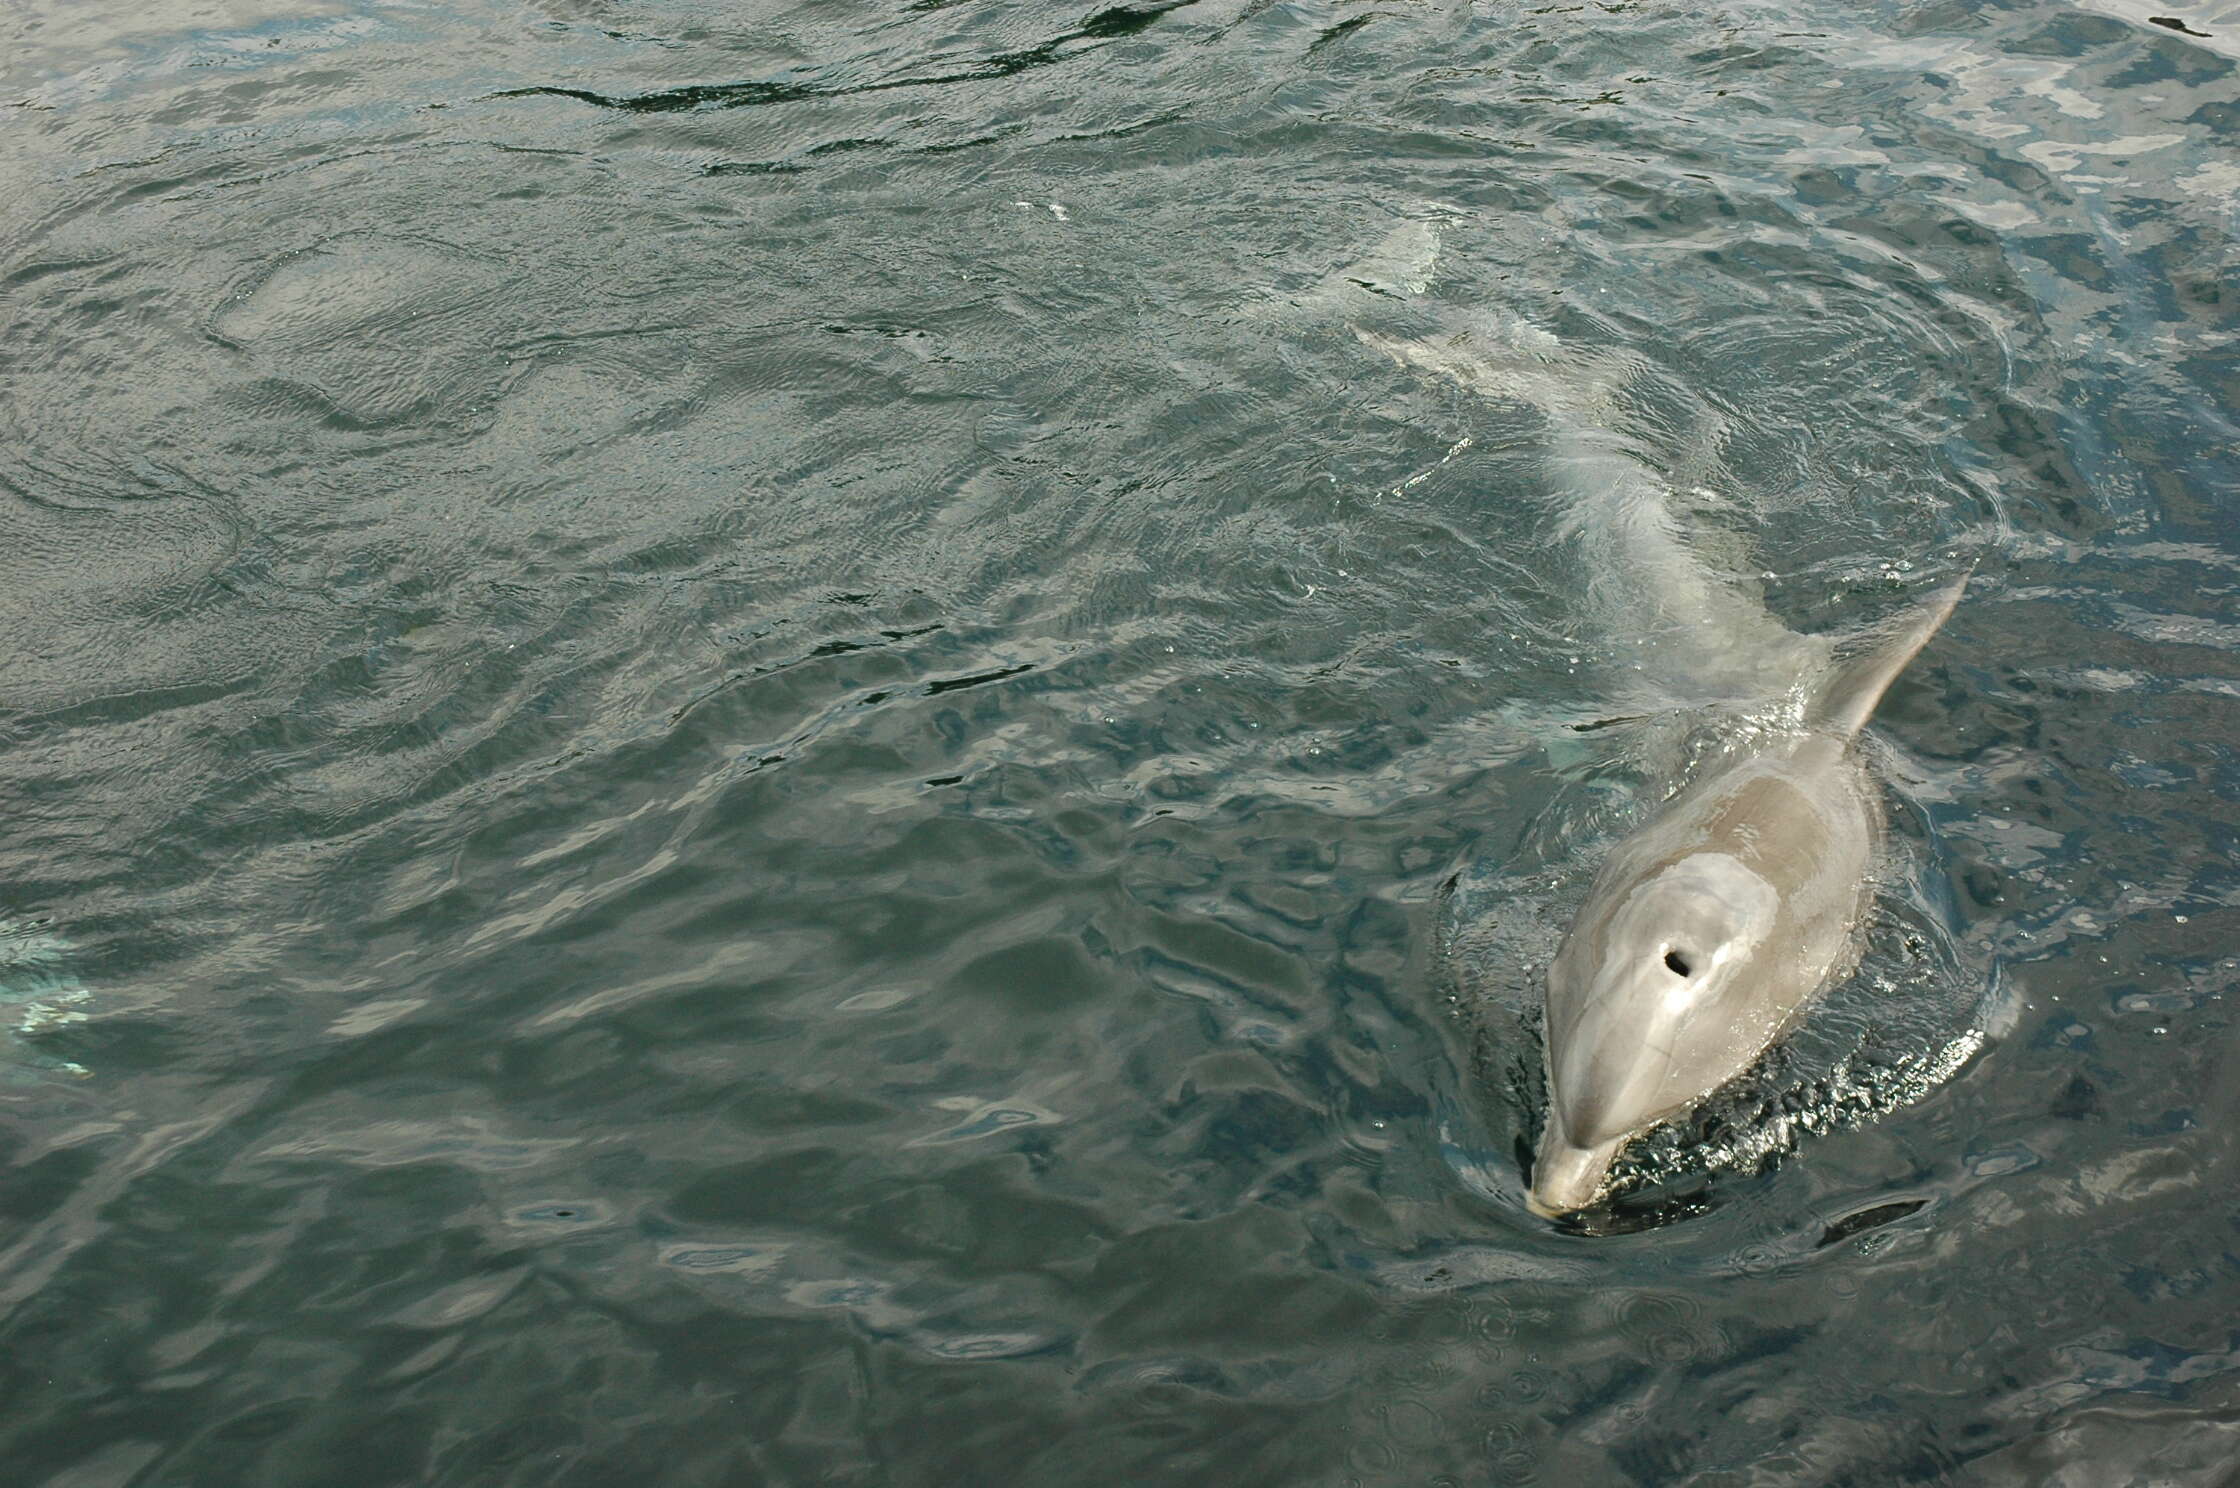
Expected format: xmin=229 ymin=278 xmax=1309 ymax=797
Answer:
xmin=0 ymin=916 xmax=92 ymax=1080
xmin=657 ymin=1242 xmax=787 ymax=1276
xmin=503 ymin=1199 xmax=614 ymax=1229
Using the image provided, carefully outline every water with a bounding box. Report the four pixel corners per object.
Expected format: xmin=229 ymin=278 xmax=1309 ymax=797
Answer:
xmin=3 ymin=0 xmax=2237 ymax=1482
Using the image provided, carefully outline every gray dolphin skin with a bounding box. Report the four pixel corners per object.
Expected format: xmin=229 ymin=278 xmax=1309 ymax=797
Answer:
xmin=1527 ymin=574 xmax=1968 ymax=1217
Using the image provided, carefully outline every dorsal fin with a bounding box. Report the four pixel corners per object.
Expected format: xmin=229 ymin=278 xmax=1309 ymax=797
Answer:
xmin=1805 ymin=569 xmax=1970 ymax=738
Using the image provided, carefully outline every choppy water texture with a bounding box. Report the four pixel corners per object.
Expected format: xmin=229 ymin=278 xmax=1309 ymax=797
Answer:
xmin=4 ymin=1 xmax=2239 ymax=1483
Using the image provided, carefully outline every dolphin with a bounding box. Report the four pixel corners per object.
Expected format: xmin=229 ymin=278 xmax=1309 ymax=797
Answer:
xmin=1527 ymin=574 xmax=1967 ymax=1215
xmin=1315 ymin=219 xmax=1973 ymax=1214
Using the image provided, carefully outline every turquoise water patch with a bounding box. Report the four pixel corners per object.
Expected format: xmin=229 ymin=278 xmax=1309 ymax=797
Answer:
xmin=0 ymin=917 xmax=91 ymax=1080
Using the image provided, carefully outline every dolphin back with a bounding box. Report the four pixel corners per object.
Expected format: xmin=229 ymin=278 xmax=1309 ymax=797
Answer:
xmin=1803 ymin=570 xmax=1970 ymax=740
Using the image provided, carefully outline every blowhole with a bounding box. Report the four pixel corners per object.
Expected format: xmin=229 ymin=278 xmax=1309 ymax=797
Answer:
xmin=1664 ymin=949 xmax=1693 ymax=977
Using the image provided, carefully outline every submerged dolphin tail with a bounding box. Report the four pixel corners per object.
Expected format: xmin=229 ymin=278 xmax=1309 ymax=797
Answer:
xmin=1805 ymin=568 xmax=1971 ymax=739
xmin=1246 ymin=216 xmax=1451 ymax=327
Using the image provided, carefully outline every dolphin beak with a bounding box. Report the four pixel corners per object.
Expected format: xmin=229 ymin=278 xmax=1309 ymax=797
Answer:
xmin=1527 ymin=1129 xmax=1627 ymax=1218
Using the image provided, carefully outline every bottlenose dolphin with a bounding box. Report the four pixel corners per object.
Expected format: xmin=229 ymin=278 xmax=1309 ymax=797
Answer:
xmin=1322 ymin=218 xmax=1971 ymax=1215
xmin=1527 ymin=574 xmax=1966 ymax=1215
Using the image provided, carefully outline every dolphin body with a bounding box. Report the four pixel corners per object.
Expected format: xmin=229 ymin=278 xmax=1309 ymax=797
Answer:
xmin=1313 ymin=218 xmax=1971 ymax=1216
xmin=1526 ymin=575 xmax=1966 ymax=1215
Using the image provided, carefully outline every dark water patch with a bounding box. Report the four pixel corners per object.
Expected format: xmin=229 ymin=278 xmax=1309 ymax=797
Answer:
xmin=924 ymin=661 xmax=1035 ymax=696
xmin=494 ymin=1 xmax=1200 ymax=115
xmin=1817 ymin=1197 xmax=1930 ymax=1249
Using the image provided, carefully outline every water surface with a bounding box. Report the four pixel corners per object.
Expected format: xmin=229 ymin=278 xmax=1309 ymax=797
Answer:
xmin=3 ymin=0 xmax=2238 ymax=1482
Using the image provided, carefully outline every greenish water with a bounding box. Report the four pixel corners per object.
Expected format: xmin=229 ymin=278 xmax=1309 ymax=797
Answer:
xmin=3 ymin=1 xmax=2238 ymax=1483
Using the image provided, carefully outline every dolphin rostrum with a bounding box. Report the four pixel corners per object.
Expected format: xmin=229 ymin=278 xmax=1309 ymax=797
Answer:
xmin=1527 ymin=573 xmax=1967 ymax=1216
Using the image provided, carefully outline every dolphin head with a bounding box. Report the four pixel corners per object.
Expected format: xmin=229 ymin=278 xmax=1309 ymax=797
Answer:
xmin=1530 ymin=851 xmax=1786 ymax=1215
